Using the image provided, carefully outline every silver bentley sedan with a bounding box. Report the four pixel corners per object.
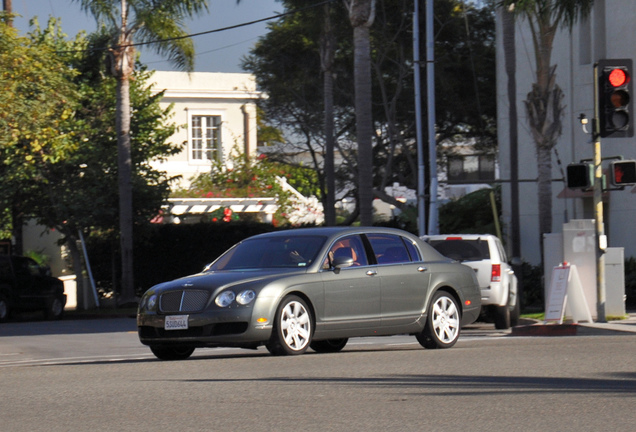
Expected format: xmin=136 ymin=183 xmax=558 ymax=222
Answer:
xmin=137 ymin=227 xmax=480 ymax=360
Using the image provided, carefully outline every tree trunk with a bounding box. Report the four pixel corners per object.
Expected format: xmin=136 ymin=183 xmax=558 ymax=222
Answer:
xmin=536 ymin=144 xmax=553 ymax=241
xmin=112 ymin=1 xmax=136 ymax=305
xmin=2 ymin=0 xmax=12 ymax=27
xmin=321 ymin=4 xmax=336 ymax=226
xmin=349 ymin=0 xmax=375 ymax=226
xmin=525 ymin=73 xmax=564 ymax=242
xmin=354 ymin=25 xmax=373 ymax=226
xmin=116 ymin=74 xmax=135 ymax=304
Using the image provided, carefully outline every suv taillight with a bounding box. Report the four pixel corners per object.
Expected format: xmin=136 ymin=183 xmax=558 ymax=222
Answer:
xmin=491 ymin=264 xmax=501 ymax=282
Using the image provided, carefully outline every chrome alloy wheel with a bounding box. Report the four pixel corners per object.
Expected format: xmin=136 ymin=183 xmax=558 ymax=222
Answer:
xmin=431 ymin=295 xmax=460 ymax=344
xmin=280 ymin=300 xmax=311 ymax=351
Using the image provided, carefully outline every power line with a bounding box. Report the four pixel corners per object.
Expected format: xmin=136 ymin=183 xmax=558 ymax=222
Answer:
xmin=56 ymin=0 xmax=337 ymax=54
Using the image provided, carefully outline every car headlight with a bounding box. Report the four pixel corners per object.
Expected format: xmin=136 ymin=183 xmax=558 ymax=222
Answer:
xmin=146 ymin=294 xmax=158 ymax=311
xmin=236 ymin=290 xmax=256 ymax=305
xmin=215 ymin=291 xmax=236 ymax=307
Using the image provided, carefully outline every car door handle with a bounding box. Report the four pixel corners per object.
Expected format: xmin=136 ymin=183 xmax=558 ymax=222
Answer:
xmin=366 ymin=270 xmax=377 ymax=276
xmin=417 ymin=266 xmax=428 ymax=272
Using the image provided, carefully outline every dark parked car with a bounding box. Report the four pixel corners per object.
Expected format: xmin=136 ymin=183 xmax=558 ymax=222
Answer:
xmin=138 ymin=227 xmax=481 ymax=360
xmin=0 ymin=255 xmax=66 ymax=322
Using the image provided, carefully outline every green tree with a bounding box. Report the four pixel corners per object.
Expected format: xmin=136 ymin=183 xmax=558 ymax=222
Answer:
xmin=498 ymin=0 xmax=593 ymax=250
xmin=5 ymin=19 xmax=179 ymax=300
xmin=73 ymin=0 xmax=208 ymax=303
xmin=0 ymin=19 xmax=79 ymax=253
xmin=245 ymin=0 xmax=496 ymax=223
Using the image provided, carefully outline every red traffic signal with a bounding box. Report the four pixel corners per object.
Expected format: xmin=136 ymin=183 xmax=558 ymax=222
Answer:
xmin=610 ymin=160 xmax=636 ymax=186
xmin=608 ymin=68 xmax=628 ymax=87
xmin=598 ymin=59 xmax=633 ymax=138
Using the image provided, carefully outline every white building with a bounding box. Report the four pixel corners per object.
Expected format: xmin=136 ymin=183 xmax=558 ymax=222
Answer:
xmin=496 ymin=0 xmax=636 ymax=264
xmin=149 ymin=71 xmax=261 ymax=190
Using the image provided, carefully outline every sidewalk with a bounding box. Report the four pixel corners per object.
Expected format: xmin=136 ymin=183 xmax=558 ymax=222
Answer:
xmin=512 ymin=312 xmax=636 ymax=336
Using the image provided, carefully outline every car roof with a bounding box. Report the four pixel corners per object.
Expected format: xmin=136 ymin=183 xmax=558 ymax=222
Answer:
xmin=421 ymin=234 xmax=497 ymax=241
xmin=251 ymin=226 xmax=420 ymax=240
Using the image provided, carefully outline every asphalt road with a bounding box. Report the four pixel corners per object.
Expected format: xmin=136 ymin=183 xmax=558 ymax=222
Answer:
xmin=1 ymin=318 xmax=635 ymax=431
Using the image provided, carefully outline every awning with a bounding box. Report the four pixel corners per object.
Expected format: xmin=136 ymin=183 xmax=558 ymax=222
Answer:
xmin=166 ymin=197 xmax=278 ymax=216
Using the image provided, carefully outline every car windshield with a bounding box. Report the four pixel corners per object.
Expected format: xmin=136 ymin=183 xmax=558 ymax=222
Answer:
xmin=428 ymin=239 xmax=490 ymax=262
xmin=207 ymin=235 xmax=327 ymax=271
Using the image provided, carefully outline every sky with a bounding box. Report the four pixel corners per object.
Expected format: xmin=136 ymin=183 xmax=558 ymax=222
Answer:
xmin=11 ymin=0 xmax=282 ymax=73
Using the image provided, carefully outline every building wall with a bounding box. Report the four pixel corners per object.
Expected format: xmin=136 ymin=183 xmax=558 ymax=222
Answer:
xmin=149 ymin=71 xmax=260 ymax=189
xmin=496 ymin=0 xmax=636 ymax=264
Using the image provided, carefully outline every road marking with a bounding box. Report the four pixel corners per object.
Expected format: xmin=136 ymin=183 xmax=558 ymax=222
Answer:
xmin=0 ymin=353 xmax=156 ymax=368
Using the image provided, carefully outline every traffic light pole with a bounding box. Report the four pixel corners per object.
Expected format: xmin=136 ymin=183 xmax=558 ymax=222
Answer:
xmin=592 ymin=63 xmax=607 ymax=323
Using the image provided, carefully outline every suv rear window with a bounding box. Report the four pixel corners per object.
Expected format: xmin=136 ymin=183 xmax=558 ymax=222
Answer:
xmin=428 ymin=239 xmax=490 ymax=262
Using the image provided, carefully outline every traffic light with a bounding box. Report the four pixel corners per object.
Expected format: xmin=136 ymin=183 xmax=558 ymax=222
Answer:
xmin=598 ymin=59 xmax=633 ymax=138
xmin=610 ymin=160 xmax=636 ymax=186
xmin=566 ymin=163 xmax=594 ymax=189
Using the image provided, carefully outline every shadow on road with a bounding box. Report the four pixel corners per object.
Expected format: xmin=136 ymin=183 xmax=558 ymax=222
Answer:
xmin=0 ymin=316 xmax=137 ymax=337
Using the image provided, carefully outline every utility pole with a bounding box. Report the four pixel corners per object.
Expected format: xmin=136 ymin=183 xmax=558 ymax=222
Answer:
xmin=413 ymin=0 xmax=426 ymax=236
xmin=592 ymin=62 xmax=607 ymax=323
xmin=425 ymin=0 xmax=438 ymax=235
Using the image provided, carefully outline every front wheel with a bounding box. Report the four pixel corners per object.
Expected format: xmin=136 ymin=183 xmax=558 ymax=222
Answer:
xmin=417 ymin=291 xmax=461 ymax=349
xmin=150 ymin=346 xmax=195 ymax=361
xmin=266 ymin=295 xmax=313 ymax=356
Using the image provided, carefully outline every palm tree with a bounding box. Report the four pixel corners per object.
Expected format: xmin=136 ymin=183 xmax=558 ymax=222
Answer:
xmin=74 ymin=0 xmax=208 ymax=304
xmin=499 ymin=0 xmax=593 ymax=253
xmin=321 ymin=2 xmax=336 ymax=226
xmin=346 ymin=0 xmax=375 ymax=226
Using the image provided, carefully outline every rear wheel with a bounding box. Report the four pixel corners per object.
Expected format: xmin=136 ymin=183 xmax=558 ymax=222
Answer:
xmin=150 ymin=346 xmax=195 ymax=361
xmin=494 ymin=304 xmax=511 ymax=329
xmin=310 ymin=338 xmax=348 ymax=353
xmin=266 ymin=295 xmax=313 ymax=356
xmin=417 ymin=291 xmax=461 ymax=349
xmin=44 ymin=297 xmax=64 ymax=320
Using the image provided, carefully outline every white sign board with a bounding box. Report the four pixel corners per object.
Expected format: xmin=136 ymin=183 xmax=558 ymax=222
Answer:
xmin=545 ymin=265 xmax=570 ymax=323
xmin=545 ymin=264 xmax=593 ymax=324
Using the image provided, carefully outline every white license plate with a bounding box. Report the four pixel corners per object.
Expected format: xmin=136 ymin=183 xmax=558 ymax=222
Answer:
xmin=164 ymin=315 xmax=189 ymax=330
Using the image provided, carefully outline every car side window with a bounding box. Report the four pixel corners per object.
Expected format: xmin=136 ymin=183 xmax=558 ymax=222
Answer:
xmin=403 ymin=238 xmax=422 ymax=262
xmin=367 ymin=234 xmax=412 ymax=264
xmin=496 ymin=241 xmax=508 ymax=262
xmin=322 ymin=235 xmax=369 ymax=269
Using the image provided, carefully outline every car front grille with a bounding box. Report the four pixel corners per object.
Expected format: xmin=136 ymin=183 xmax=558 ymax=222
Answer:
xmin=160 ymin=290 xmax=210 ymax=313
xmin=138 ymin=322 xmax=249 ymax=339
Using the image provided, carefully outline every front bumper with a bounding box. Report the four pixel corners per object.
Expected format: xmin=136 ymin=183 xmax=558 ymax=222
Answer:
xmin=137 ymin=306 xmax=273 ymax=349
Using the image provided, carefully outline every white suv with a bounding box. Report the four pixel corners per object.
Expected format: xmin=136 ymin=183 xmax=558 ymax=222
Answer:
xmin=422 ymin=234 xmax=519 ymax=329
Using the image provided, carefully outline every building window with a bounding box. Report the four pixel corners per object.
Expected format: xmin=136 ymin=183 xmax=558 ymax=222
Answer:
xmin=447 ymin=154 xmax=496 ymax=183
xmin=191 ymin=115 xmax=222 ymax=162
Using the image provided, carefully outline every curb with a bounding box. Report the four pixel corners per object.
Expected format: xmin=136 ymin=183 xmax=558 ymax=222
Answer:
xmin=511 ymin=322 xmax=636 ymax=337
xmin=511 ymin=323 xmax=579 ymax=337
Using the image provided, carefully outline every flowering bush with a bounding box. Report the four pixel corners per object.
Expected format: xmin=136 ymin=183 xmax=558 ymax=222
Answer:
xmin=209 ymin=207 xmax=240 ymax=223
xmin=173 ymin=147 xmax=323 ymax=226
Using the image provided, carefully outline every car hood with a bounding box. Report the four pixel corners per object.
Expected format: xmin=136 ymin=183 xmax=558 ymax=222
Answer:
xmin=148 ymin=268 xmax=306 ymax=294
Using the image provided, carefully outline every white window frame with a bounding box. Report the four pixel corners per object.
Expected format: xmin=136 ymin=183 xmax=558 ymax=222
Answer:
xmin=187 ymin=110 xmax=224 ymax=165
